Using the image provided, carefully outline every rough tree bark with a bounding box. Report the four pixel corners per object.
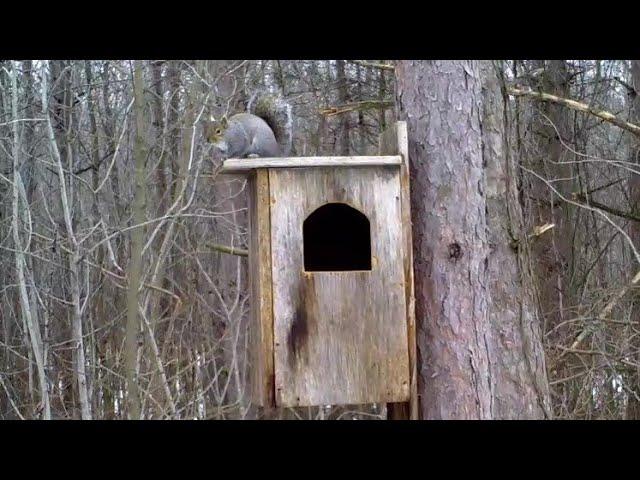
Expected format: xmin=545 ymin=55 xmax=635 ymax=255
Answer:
xmin=480 ymin=61 xmax=552 ymax=418
xmin=395 ymin=60 xmax=551 ymax=419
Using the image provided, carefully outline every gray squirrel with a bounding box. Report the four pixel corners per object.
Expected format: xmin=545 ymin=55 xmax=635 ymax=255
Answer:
xmin=203 ymin=92 xmax=293 ymax=159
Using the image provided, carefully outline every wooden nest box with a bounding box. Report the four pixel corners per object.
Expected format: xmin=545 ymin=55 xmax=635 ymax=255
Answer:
xmin=221 ymin=122 xmax=417 ymax=416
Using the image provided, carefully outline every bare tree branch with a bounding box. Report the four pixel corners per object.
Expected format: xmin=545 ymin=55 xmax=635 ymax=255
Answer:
xmin=508 ymin=87 xmax=640 ymax=137
xmin=206 ymin=242 xmax=248 ymax=257
xmin=572 ymin=192 xmax=640 ymax=223
xmin=564 ymin=270 xmax=640 ymax=353
xmin=348 ymin=60 xmax=395 ymax=71
xmin=320 ymin=100 xmax=394 ymax=117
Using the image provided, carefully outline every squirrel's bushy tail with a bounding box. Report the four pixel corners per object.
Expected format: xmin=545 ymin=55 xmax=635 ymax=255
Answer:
xmin=248 ymin=91 xmax=293 ymax=156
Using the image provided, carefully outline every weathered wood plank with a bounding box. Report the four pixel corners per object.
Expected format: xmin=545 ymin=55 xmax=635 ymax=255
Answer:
xmin=221 ymin=156 xmax=402 ymax=173
xmin=269 ymin=167 xmax=410 ymax=407
xmin=248 ymin=169 xmax=275 ymax=407
xmin=380 ymin=122 xmax=419 ymax=420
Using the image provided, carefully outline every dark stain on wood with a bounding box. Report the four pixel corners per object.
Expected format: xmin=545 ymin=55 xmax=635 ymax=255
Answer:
xmin=288 ymin=306 xmax=309 ymax=363
xmin=288 ymin=279 xmax=314 ymax=366
xmin=268 ymin=372 xmax=276 ymax=404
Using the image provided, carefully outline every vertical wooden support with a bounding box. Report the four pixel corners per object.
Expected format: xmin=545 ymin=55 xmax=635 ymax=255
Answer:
xmin=249 ymin=169 xmax=275 ymax=408
xmin=379 ymin=122 xmax=419 ymax=420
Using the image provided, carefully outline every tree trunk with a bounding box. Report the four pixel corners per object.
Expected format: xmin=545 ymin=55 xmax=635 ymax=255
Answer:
xmin=125 ymin=60 xmax=146 ymax=419
xmin=208 ymin=60 xmax=251 ymax=418
xmin=480 ymin=61 xmax=552 ymax=418
xmin=626 ymin=60 xmax=640 ymax=419
xmin=11 ymin=62 xmax=51 ymax=419
xmin=395 ymin=60 xmax=551 ymax=419
xmin=336 ymin=60 xmax=350 ymax=155
xmin=526 ymin=60 xmax=572 ymax=336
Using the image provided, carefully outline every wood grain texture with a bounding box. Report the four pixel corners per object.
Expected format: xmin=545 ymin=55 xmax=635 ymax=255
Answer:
xmin=221 ymin=156 xmax=402 ymax=173
xmin=269 ymin=166 xmax=410 ymax=407
xmin=380 ymin=122 xmax=419 ymax=420
xmin=248 ymin=169 xmax=275 ymax=407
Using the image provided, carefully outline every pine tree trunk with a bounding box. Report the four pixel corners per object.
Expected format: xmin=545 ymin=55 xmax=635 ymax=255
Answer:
xmin=395 ymin=60 xmax=551 ymax=419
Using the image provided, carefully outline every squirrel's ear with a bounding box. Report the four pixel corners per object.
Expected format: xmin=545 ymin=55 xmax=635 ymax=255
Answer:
xmin=221 ymin=115 xmax=228 ymax=127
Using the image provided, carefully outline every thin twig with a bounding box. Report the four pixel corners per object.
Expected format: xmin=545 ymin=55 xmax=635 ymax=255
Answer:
xmin=320 ymin=100 xmax=394 ymax=117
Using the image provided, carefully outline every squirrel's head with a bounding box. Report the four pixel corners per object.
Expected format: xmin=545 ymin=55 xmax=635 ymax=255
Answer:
xmin=203 ymin=115 xmax=230 ymax=151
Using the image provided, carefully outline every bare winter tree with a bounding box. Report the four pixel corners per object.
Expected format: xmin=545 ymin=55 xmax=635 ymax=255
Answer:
xmin=1 ymin=59 xmax=639 ymax=420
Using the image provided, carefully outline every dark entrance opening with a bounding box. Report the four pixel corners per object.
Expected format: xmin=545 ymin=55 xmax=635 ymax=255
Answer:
xmin=303 ymin=203 xmax=372 ymax=272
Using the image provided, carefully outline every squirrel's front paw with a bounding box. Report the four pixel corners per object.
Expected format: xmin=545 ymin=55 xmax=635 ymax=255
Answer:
xmin=247 ymin=154 xmax=260 ymax=159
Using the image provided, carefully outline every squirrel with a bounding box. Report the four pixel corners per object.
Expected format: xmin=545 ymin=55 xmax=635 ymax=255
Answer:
xmin=203 ymin=92 xmax=293 ymax=159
